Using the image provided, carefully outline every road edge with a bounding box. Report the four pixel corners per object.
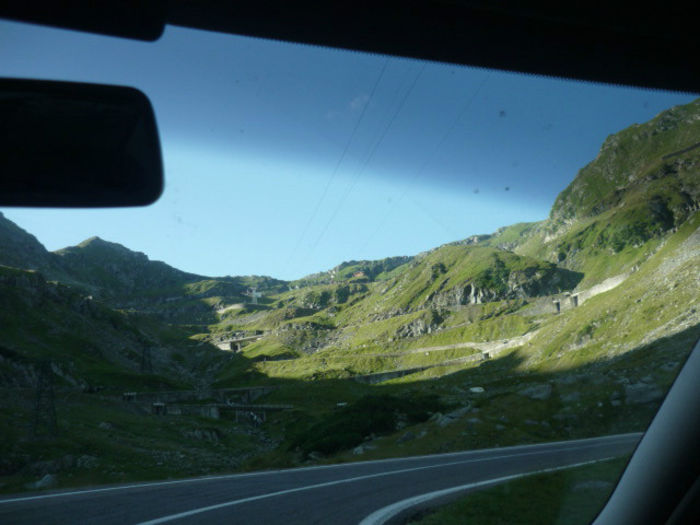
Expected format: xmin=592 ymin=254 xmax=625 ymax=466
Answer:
xmin=358 ymin=456 xmax=620 ymax=525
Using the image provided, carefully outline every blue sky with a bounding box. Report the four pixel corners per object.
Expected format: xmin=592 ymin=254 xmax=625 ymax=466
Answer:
xmin=0 ymin=20 xmax=696 ymax=280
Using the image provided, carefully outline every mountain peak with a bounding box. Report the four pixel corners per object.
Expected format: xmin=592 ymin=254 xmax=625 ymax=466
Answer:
xmin=51 ymin=234 xmax=204 ymax=298
xmin=79 ymin=235 xmax=104 ymax=246
xmin=56 ymin=236 xmax=149 ymax=265
xmin=551 ymin=98 xmax=700 ymax=224
xmin=0 ymin=211 xmax=53 ymax=273
xmin=75 ymin=235 xmax=132 ymax=251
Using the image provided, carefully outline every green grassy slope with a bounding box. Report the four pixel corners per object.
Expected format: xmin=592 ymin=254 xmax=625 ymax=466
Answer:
xmin=504 ymin=99 xmax=700 ymax=285
xmin=552 ymin=99 xmax=700 ymax=223
xmin=1 ymin=98 xmax=698 ymax=497
xmin=409 ymin=456 xmax=629 ymax=525
xmin=0 ymin=265 xmax=210 ymax=390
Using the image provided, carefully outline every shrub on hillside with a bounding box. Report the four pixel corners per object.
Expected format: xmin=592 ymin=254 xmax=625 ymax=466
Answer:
xmin=288 ymin=394 xmax=445 ymax=457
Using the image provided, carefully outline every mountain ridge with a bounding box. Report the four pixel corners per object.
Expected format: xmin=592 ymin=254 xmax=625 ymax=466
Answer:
xmin=0 ymin=98 xmax=698 ymax=494
xmin=3 ymin=99 xmax=698 ymax=298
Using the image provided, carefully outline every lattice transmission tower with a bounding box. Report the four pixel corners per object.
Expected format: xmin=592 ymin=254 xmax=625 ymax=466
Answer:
xmin=32 ymin=360 xmax=58 ymax=438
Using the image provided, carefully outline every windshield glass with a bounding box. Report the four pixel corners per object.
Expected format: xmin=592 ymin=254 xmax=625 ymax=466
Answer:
xmin=0 ymin=18 xmax=698 ymax=525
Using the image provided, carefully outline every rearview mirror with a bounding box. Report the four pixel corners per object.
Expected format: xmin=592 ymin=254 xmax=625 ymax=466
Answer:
xmin=0 ymin=78 xmax=163 ymax=207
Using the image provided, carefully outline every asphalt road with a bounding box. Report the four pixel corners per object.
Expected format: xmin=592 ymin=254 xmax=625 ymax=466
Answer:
xmin=0 ymin=433 xmax=640 ymax=525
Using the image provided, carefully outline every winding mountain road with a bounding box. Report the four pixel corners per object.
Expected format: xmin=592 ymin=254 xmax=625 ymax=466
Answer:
xmin=0 ymin=433 xmax=640 ymax=525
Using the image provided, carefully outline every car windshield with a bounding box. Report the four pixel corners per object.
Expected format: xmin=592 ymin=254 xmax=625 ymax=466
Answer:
xmin=0 ymin=18 xmax=698 ymax=525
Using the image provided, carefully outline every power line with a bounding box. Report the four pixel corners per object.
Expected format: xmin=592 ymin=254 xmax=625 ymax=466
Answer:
xmin=303 ymin=62 xmax=428 ymax=263
xmin=286 ymin=58 xmax=391 ymax=268
xmin=360 ymin=72 xmax=491 ymax=253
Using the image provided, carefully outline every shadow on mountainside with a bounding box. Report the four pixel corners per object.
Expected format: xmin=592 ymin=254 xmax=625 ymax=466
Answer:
xmin=1 ymin=321 xmax=697 ymax=494
xmin=221 ymin=321 xmax=700 ymax=467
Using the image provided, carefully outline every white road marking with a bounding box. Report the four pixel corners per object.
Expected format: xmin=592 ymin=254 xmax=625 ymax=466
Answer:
xmin=0 ymin=465 xmax=361 ymax=505
xmin=358 ymin=456 xmax=617 ymax=525
xmin=136 ymin=439 xmax=634 ymax=524
xmin=0 ymin=433 xmax=639 ymax=506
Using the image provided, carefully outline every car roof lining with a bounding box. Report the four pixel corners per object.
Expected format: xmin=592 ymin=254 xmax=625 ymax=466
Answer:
xmin=1 ymin=2 xmax=699 ymax=92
